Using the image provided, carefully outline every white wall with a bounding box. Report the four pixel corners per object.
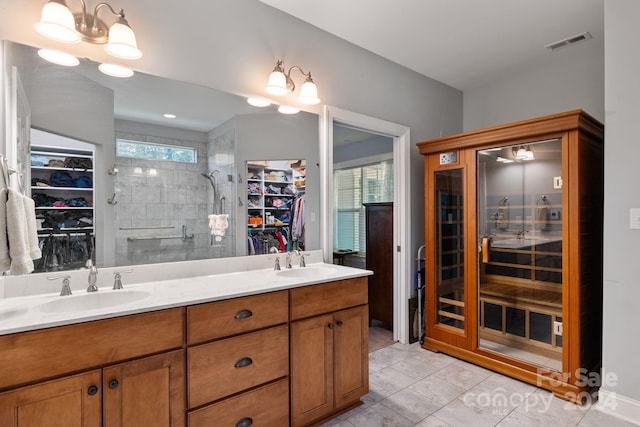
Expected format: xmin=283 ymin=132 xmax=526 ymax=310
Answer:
xmin=463 ymin=37 xmax=604 ymax=131
xmin=600 ymin=0 xmax=640 ymax=417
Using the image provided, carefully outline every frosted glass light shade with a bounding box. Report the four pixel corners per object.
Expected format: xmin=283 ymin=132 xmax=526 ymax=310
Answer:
xmin=34 ymin=1 xmax=80 ymax=43
xmin=37 ymin=48 xmax=79 ymax=66
xmin=278 ymin=105 xmax=300 ymax=115
xmin=299 ymin=80 xmax=320 ymax=105
xmin=104 ymin=21 xmax=142 ymax=59
xmin=98 ymin=63 xmax=134 ymax=78
xmin=266 ymin=70 xmax=288 ymax=96
xmin=247 ymin=97 xmax=272 ymax=107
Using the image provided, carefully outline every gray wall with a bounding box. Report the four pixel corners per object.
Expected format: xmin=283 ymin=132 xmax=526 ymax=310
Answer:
xmin=233 ymin=112 xmax=319 ymax=254
xmin=463 ymin=35 xmax=604 ymax=131
xmin=334 ymin=135 xmax=393 ymax=164
xmin=602 ymin=0 xmax=640 ymax=405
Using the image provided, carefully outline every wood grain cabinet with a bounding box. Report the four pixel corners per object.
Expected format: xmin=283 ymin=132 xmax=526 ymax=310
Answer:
xmin=364 ymin=202 xmax=394 ymax=327
xmin=417 ymin=110 xmax=604 ymax=402
xmin=186 ymin=291 xmax=290 ymax=426
xmin=0 ymin=309 xmax=185 ymax=427
xmin=290 ymin=278 xmax=369 ymax=426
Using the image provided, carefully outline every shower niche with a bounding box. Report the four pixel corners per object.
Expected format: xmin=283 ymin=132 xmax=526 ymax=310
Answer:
xmin=417 ymin=110 xmax=604 ymax=403
xmin=246 ymin=160 xmax=306 ymax=255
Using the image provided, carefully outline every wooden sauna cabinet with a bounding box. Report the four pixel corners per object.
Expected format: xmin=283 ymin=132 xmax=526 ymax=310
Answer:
xmin=416 ymin=110 xmax=603 ymax=403
xmin=364 ymin=202 xmax=393 ymax=328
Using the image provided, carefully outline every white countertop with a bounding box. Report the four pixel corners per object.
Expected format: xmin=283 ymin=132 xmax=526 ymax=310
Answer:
xmin=0 ymin=253 xmax=372 ymax=335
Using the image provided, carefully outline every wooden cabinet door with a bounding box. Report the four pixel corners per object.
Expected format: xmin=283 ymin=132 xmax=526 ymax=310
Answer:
xmin=365 ymin=202 xmax=394 ymax=326
xmin=103 ymin=350 xmax=185 ymax=427
xmin=0 ymin=370 xmax=101 ymax=427
xmin=290 ymin=313 xmax=334 ymax=427
xmin=333 ymin=305 xmax=369 ymax=408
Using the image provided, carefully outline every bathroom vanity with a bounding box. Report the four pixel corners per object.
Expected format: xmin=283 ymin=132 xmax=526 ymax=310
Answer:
xmin=0 ymin=255 xmax=370 ymax=426
xmin=417 ymin=110 xmax=604 ymax=403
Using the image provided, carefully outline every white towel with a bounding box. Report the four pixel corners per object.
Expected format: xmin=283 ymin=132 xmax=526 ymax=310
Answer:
xmin=23 ymin=194 xmax=42 ymax=260
xmin=0 ymin=188 xmax=10 ymax=272
xmin=7 ymin=188 xmax=34 ymax=275
xmin=208 ymin=214 xmax=229 ymax=242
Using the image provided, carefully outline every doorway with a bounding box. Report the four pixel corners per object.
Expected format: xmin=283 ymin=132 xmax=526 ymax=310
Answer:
xmin=320 ymin=107 xmax=411 ymax=344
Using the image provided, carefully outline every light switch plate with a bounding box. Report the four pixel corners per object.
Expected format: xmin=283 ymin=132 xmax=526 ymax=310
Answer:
xmin=630 ymin=208 xmax=640 ymax=229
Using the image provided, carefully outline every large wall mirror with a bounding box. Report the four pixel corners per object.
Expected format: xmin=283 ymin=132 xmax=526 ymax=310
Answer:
xmin=2 ymin=40 xmax=320 ymax=273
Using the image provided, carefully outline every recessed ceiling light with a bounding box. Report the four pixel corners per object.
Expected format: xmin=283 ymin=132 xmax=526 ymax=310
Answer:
xmin=163 ymin=113 xmax=177 ymax=119
xmin=98 ymin=63 xmax=134 ymax=78
xmin=37 ymin=49 xmax=79 ymax=66
xmin=247 ymin=97 xmax=272 ymax=107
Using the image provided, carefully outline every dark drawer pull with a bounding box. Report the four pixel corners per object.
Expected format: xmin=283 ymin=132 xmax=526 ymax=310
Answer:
xmin=327 ymin=323 xmax=334 ymax=329
xmin=234 ymin=357 xmax=253 ymax=368
xmin=87 ymin=385 xmax=99 ymax=396
xmin=336 ymin=320 xmax=344 ymax=327
xmin=235 ymin=309 xmax=253 ymax=319
xmin=236 ymin=417 xmax=253 ymax=427
xmin=108 ymin=379 xmax=119 ymax=389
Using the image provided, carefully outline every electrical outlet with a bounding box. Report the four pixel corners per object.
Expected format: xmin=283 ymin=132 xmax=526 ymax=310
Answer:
xmin=553 ymin=321 xmax=563 ymax=336
xmin=630 ymin=208 xmax=640 ymax=230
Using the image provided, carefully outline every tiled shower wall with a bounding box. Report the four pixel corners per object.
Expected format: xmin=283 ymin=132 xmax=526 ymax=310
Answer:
xmin=114 ymin=129 xmax=236 ymax=266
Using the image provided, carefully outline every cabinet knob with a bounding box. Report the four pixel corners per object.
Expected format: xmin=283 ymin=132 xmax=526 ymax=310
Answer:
xmin=235 ymin=309 xmax=253 ymax=319
xmin=234 ymin=357 xmax=253 ymax=368
xmin=108 ymin=379 xmax=119 ymax=389
xmin=236 ymin=417 xmax=253 ymax=427
xmin=327 ymin=323 xmax=334 ymax=329
xmin=336 ymin=320 xmax=344 ymax=327
xmin=87 ymin=385 xmax=99 ymax=396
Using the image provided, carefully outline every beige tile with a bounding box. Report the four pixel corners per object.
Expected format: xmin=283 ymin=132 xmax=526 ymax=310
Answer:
xmin=346 ymin=402 xmax=415 ymax=427
xmin=578 ymin=408 xmax=640 ymax=427
xmin=432 ymin=397 xmax=506 ymax=427
xmin=380 ymin=388 xmax=440 ymax=422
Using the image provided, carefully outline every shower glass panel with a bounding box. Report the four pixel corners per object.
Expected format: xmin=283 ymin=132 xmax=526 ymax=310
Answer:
xmin=434 ymin=169 xmax=465 ymax=330
xmin=477 ymin=139 xmax=563 ymax=371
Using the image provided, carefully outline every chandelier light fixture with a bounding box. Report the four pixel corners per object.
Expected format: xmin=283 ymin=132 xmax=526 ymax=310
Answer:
xmin=513 ymin=145 xmax=535 ymax=161
xmin=34 ymin=0 xmax=142 ymax=77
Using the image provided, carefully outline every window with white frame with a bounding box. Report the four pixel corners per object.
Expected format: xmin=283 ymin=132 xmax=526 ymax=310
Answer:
xmin=333 ymin=159 xmax=393 ymax=252
xmin=116 ymin=139 xmax=197 ymax=163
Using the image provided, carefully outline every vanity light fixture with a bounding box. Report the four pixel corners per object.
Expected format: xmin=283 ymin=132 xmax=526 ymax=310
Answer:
xmin=246 ymin=97 xmax=272 ymax=107
xmin=513 ymin=145 xmax=535 ymax=161
xmin=265 ymin=60 xmax=320 ymax=105
xmin=37 ymin=48 xmax=80 ymax=66
xmin=98 ymin=62 xmax=133 ymax=78
xmin=163 ymin=113 xmax=177 ymax=119
xmin=277 ymin=105 xmax=300 ymax=115
xmin=34 ymin=0 xmax=141 ymax=77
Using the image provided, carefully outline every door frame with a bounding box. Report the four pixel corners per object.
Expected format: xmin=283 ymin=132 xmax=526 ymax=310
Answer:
xmin=320 ymin=106 xmax=411 ymax=343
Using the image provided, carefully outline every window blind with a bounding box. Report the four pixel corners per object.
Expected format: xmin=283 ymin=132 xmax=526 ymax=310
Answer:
xmin=333 ymin=160 xmax=393 ymax=252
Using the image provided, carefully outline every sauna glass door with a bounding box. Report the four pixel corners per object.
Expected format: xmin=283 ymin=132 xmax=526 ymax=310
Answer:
xmin=477 ymin=139 xmax=563 ymax=370
xmin=434 ymin=169 xmax=465 ymax=331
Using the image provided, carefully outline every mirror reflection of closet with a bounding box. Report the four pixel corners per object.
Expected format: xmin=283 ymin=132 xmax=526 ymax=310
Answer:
xmin=29 ymin=129 xmax=97 ymax=272
xmin=246 ymin=160 xmax=306 ymax=255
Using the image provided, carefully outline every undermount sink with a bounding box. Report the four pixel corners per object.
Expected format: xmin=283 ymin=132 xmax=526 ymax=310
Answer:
xmin=36 ymin=290 xmax=151 ymax=313
xmin=276 ymin=266 xmax=339 ymax=278
xmin=0 ymin=307 xmax=28 ymax=320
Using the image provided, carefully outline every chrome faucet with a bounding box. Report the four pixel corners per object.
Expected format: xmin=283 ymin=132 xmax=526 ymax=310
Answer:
xmin=86 ymin=260 xmax=99 ymax=292
xmin=113 ymin=270 xmax=133 ymax=290
xmin=47 ymin=275 xmax=72 ymax=296
xmin=285 ymin=252 xmax=293 ymax=269
xmin=295 ymin=250 xmax=308 ymax=268
xmin=273 ymin=255 xmax=281 ymax=271
xmin=515 ymin=229 xmax=528 ymax=240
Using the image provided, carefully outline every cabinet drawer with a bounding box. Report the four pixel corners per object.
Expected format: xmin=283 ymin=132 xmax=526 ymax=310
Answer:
xmin=187 ymin=290 xmax=288 ymax=345
xmin=290 ymin=277 xmax=368 ymax=321
xmin=188 ymin=379 xmax=289 ymax=427
xmin=0 ymin=308 xmax=184 ymax=390
xmin=188 ymin=325 xmax=289 ymax=408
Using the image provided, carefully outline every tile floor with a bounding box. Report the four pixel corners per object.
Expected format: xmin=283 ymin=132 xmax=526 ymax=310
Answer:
xmin=321 ymin=342 xmax=638 ymax=427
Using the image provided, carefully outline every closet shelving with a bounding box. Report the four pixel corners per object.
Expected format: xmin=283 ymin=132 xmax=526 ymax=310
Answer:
xmin=30 ymin=146 xmax=95 ymax=235
xmin=247 ymin=162 xmax=304 ymax=230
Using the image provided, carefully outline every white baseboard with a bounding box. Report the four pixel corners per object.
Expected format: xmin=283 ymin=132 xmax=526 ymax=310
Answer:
xmin=597 ymin=389 xmax=640 ymax=426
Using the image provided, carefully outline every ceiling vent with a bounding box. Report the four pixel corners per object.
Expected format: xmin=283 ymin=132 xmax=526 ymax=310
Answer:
xmin=545 ymin=32 xmax=592 ymax=51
